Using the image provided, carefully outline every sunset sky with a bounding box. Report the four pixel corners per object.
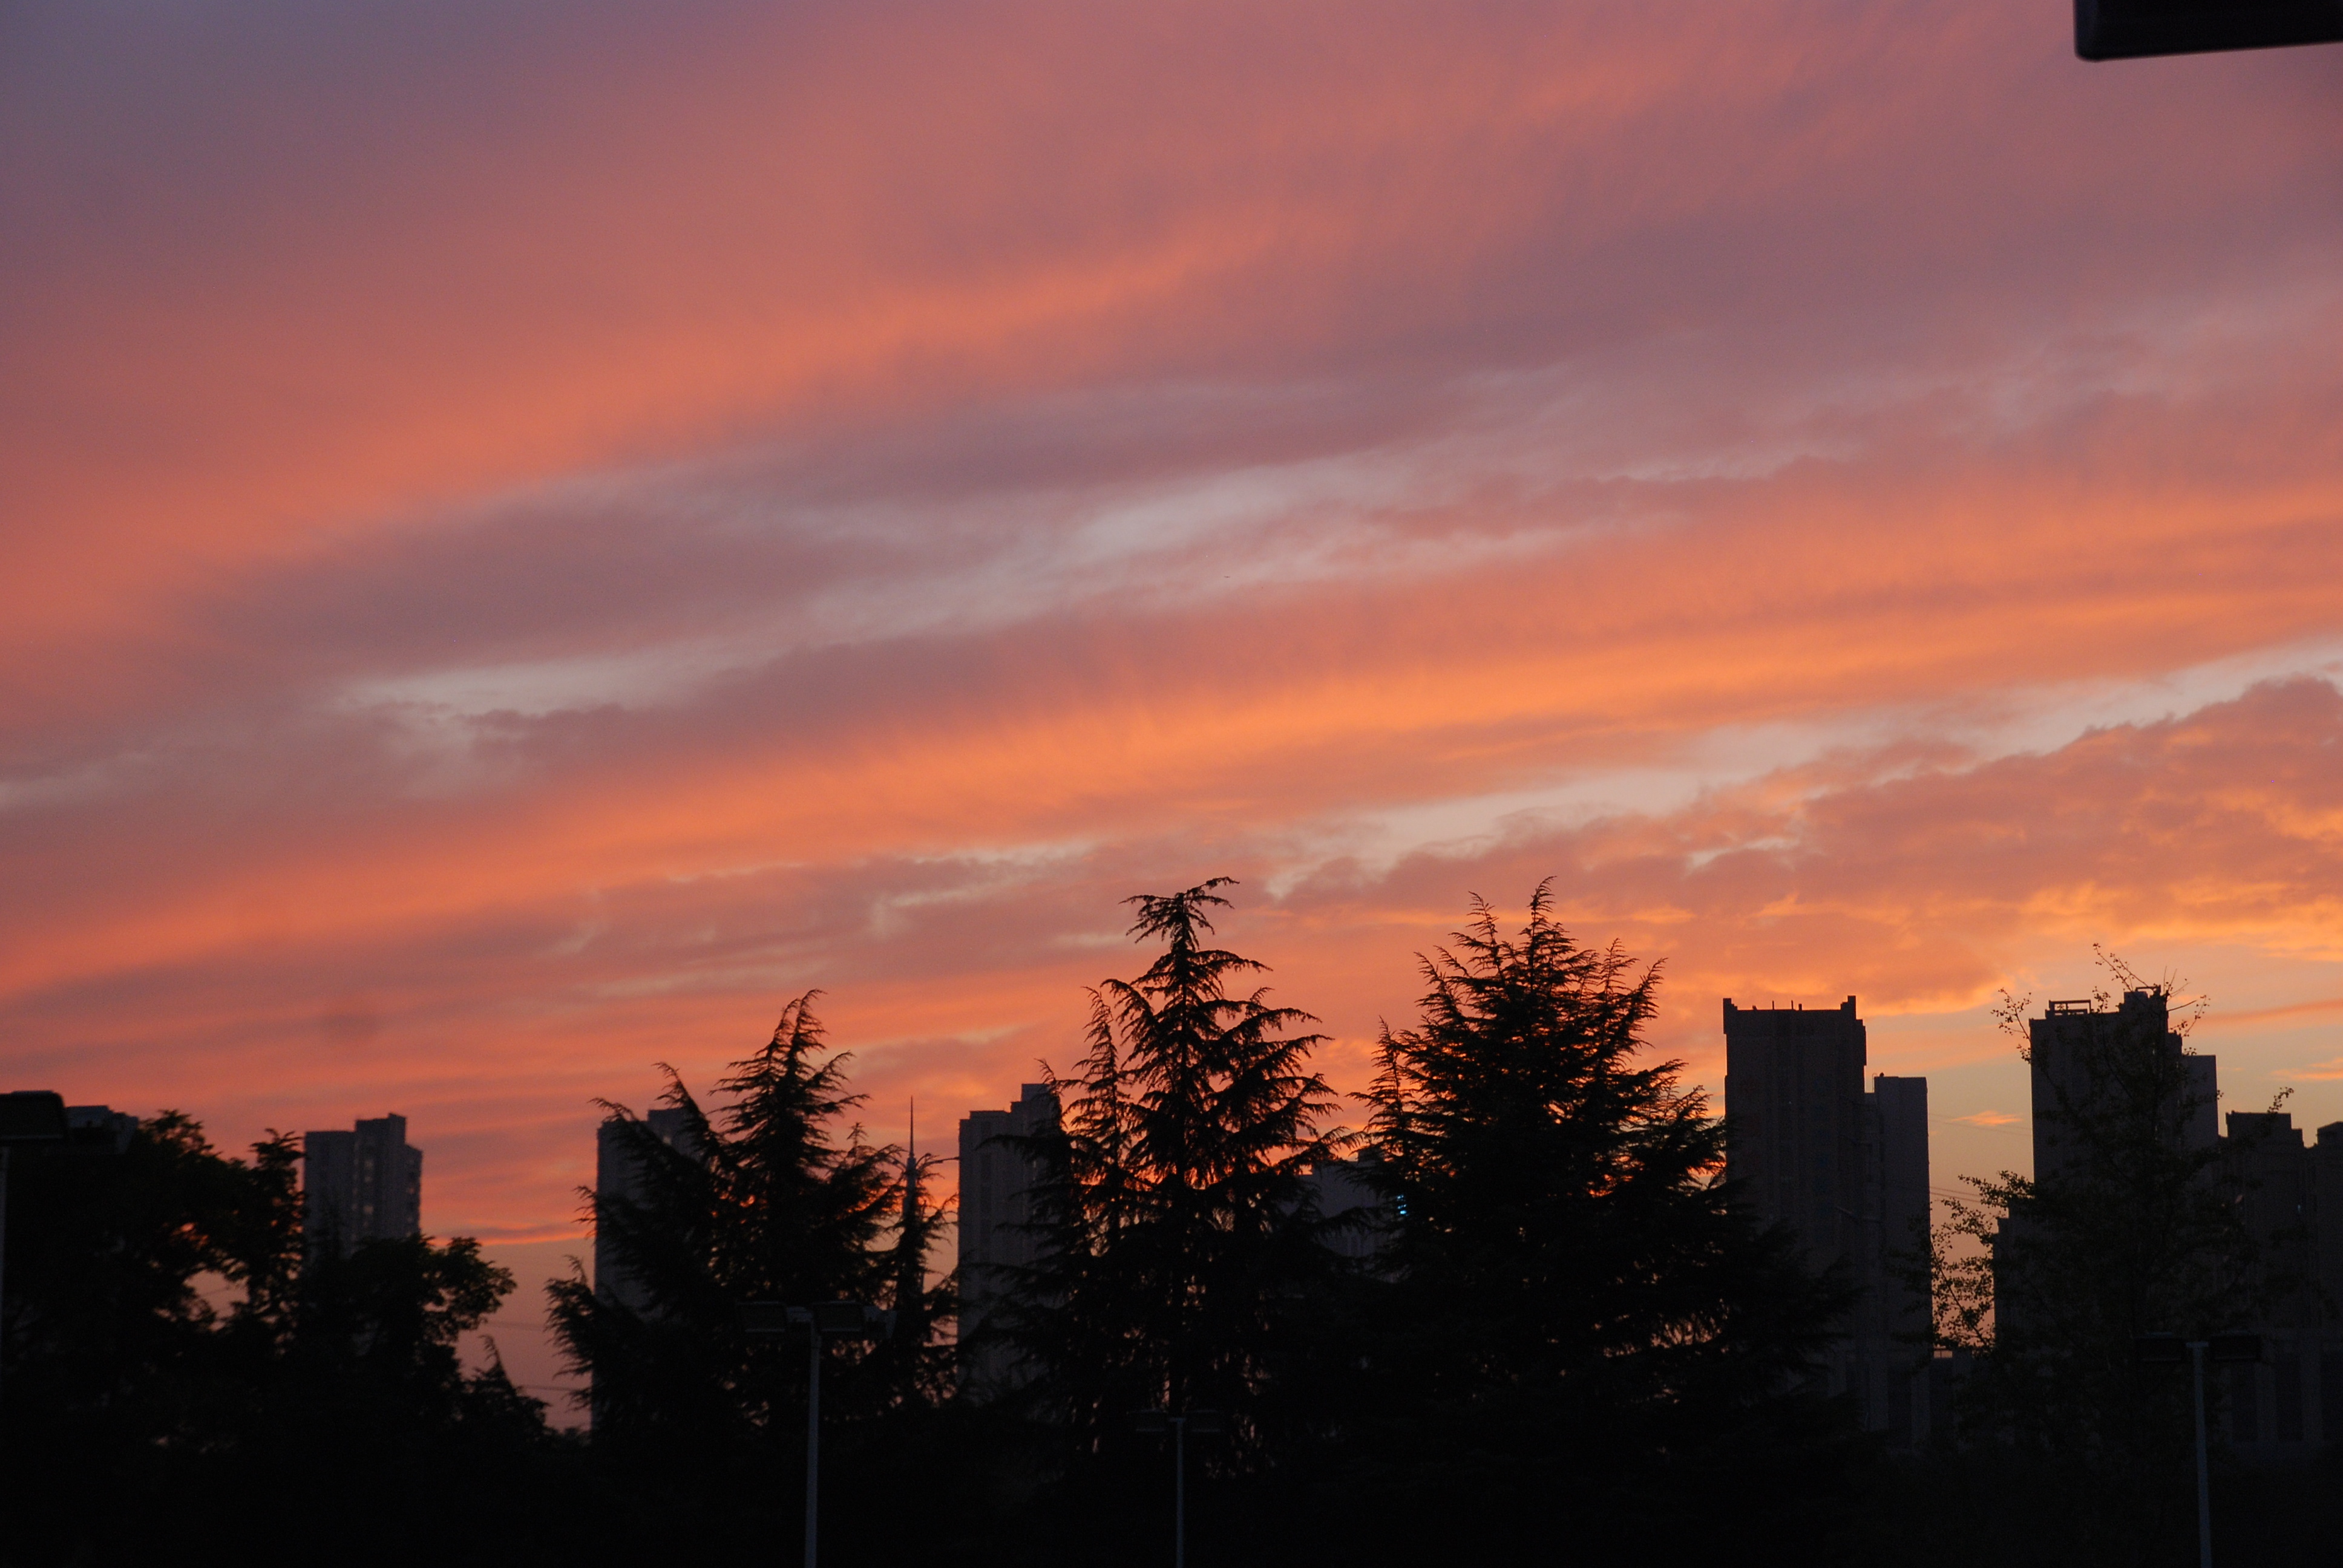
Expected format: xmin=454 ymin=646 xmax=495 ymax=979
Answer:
xmin=7 ymin=1 xmax=2342 ymax=1403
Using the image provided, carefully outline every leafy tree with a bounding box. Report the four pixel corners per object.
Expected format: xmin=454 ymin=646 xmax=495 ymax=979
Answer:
xmin=1343 ymin=886 xmax=1858 ymax=1563
xmin=1 ymin=1110 xmax=547 ymax=1563
xmin=1922 ymin=957 xmax=2271 ymax=1566
xmin=274 ymin=1233 xmax=535 ymax=1434
xmin=1 ymin=1111 xmax=268 ymax=1454
xmin=997 ymin=880 xmax=1348 ymax=1461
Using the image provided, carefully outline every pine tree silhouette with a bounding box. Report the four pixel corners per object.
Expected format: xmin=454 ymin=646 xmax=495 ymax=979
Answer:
xmin=550 ymin=992 xmax=905 ymax=1451
xmin=1344 ymin=884 xmax=1858 ymax=1563
xmin=997 ymin=880 xmax=1349 ymax=1461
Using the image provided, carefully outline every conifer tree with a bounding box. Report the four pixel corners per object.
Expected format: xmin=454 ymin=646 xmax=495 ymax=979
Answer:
xmin=999 ymin=880 xmax=1347 ymax=1458
xmin=549 ymin=991 xmax=923 ymax=1449
xmin=1346 ymin=885 xmax=1855 ymax=1561
xmin=868 ymin=1123 xmax=958 ymax=1406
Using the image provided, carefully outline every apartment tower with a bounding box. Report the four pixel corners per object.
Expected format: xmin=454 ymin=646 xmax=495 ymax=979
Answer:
xmin=303 ymin=1114 xmax=424 ymax=1256
xmin=1723 ymin=996 xmax=1932 ymax=1443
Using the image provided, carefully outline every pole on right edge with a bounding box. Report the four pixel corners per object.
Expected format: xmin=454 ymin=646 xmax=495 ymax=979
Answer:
xmin=2189 ymin=1339 xmax=2211 ymax=1568
xmin=805 ymin=1325 xmax=823 ymax=1568
xmin=1173 ymin=1414 xmax=1186 ymax=1568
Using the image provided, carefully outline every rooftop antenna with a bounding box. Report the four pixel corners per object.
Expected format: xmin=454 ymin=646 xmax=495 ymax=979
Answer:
xmin=905 ymin=1098 xmax=917 ymax=1215
xmin=891 ymin=1098 xmax=924 ymax=1333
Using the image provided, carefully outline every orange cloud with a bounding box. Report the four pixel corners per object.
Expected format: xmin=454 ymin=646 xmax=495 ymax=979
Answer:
xmin=6 ymin=0 xmax=2343 ymax=1396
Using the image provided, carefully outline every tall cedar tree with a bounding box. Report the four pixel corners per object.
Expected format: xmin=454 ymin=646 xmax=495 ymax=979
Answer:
xmin=550 ymin=991 xmax=954 ymax=1454
xmin=1923 ymin=959 xmax=2270 ymax=1567
xmin=998 ymin=880 xmax=1347 ymax=1462
xmin=1346 ymin=887 xmax=1858 ymax=1564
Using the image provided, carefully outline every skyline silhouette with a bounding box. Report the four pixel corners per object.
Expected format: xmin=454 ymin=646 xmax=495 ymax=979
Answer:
xmin=11 ymin=890 xmax=2335 ymax=1565
xmin=5 ymin=5 xmax=2342 ymax=1549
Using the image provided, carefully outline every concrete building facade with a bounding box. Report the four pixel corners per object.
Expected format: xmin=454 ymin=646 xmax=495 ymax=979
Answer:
xmin=1303 ymin=1156 xmax=1386 ymax=1262
xmin=593 ymin=1106 xmax=698 ymax=1313
xmin=2212 ymin=1106 xmax=2343 ymax=1454
xmin=303 ymin=1113 xmax=423 ymax=1255
xmin=2016 ymin=989 xmax=2343 ymax=1455
xmin=65 ymin=1105 xmax=138 ymax=1153
xmin=956 ymin=1082 xmax=1057 ymax=1395
xmin=1722 ymin=996 xmax=1933 ymax=1445
xmin=2027 ymin=991 xmax=2218 ymax=1181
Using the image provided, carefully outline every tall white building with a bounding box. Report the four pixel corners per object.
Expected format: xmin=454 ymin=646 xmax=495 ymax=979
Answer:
xmin=303 ymin=1114 xmax=423 ymax=1256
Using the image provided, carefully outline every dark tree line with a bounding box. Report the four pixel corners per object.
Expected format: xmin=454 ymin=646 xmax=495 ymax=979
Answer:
xmin=555 ymin=883 xmax=1864 ymax=1566
xmin=0 ymin=1112 xmax=552 ymax=1564
xmin=11 ymin=886 xmax=2335 ymax=1566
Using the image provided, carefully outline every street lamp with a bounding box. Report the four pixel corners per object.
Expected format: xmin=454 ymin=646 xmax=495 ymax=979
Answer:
xmin=1129 ymin=1406 xmax=1224 ymax=1568
xmin=743 ymin=1299 xmax=892 ymax=1568
xmin=2137 ymin=1331 xmax=2265 ymax=1568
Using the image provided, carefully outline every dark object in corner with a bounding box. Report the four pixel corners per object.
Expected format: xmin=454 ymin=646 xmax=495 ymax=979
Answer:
xmin=2077 ymin=0 xmax=2343 ymax=59
xmin=0 ymin=1093 xmax=67 ymax=1145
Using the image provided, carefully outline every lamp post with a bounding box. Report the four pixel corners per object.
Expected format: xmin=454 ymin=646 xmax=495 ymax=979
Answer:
xmin=1130 ymin=1407 xmax=1223 ymax=1568
xmin=2137 ymin=1331 xmax=2265 ymax=1568
xmin=2187 ymin=1340 xmax=2211 ymax=1568
xmin=743 ymin=1299 xmax=891 ymax=1568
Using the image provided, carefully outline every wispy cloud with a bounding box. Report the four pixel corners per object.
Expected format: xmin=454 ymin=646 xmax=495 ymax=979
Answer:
xmin=4 ymin=0 xmax=2341 ymax=1262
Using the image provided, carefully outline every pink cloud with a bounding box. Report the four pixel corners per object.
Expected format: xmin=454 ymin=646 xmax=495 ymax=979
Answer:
xmin=5 ymin=0 xmax=2342 ymax=1397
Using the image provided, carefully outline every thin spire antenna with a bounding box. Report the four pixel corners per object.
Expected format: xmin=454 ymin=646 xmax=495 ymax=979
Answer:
xmin=903 ymin=1098 xmax=919 ymax=1219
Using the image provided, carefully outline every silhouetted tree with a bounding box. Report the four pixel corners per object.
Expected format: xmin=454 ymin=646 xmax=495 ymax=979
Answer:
xmin=870 ymin=1134 xmax=958 ymax=1405
xmin=1342 ymin=886 xmax=1859 ymax=1564
xmin=997 ymin=880 xmax=1349 ymax=1463
xmin=0 ymin=1110 xmax=548 ymax=1564
xmin=550 ymin=991 xmax=939 ymax=1452
xmin=1 ymin=1112 xmax=268 ymax=1459
xmin=277 ymin=1233 xmax=534 ymax=1431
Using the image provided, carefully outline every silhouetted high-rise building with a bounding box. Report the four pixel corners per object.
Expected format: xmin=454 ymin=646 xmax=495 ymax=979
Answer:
xmin=1723 ymin=996 xmax=1932 ymax=1444
xmin=2013 ymin=990 xmax=2343 ymax=1454
xmin=1303 ymin=1155 xmax=1386 ymax=1261
xmin=2204 ymin=1104 xmax=2343 ymax=1454
xmin=2028 ymin=991 xmax=2217 ymax=1184
xmin=65 ymin=1105 xmax=137 ymax=1153
xmin=303 ymin=1114 xmax=422 ymax=1255
xmin=2313 ymin=1119 xmax=2343 ymax=1450
xmin=594 ymin=1107 xmax=698 ymax=1314
xmin=957 ymin=1082 xmax=1057 ymax=1396
xmin=1869 ymin=1073 xmax=1932 ymax=1439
